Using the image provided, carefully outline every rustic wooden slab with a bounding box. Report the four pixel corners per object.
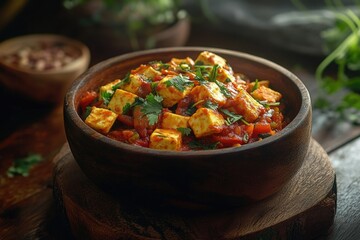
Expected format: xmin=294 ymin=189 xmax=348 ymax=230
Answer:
xmin=53 ymin=139 xmax=336 ymax=240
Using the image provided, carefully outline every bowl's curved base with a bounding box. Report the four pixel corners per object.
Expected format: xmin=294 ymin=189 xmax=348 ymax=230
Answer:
xmin=53 ymin=138 xmax=336 ymax=239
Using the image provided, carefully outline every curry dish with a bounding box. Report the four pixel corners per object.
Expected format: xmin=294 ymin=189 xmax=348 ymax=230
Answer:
xmin=80 ymin=51 xmax=286 ymax=150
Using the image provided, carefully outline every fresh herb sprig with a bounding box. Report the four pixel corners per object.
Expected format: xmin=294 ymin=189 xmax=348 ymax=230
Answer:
xmin=140 ymin=93 xmax=163 ymax=125
xmin=7 ymin=154 xmax=43 ymax=177
xmin=165 ymin=75 xmax=193 ymax=92
xmin=315 ymin=9 xmax=360 ymax=124
xmin=220 ymin=109 xmax=244 ymax=125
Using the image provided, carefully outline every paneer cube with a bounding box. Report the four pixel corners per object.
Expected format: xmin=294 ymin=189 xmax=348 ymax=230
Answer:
xmin=195 ymin=51 xmax=227 ymax=67
xmin=225 ymin=88 xmax=264 ymax=123
xmin=251 ymin=86 xmax=282 ymax=103
xmin=161 ymin=112 xmax=190 ymax=130
xmin=190 ymin=82 xmax=227 ymax=106
xmin=149 ymin=129 xmax=182 ymax=151
xmin=248 ymin=80 xmax=270 ymax=92
xmin=141 ymin=66 xmax=161 ymax=79
xmin=85 ymin=107 xmax=118 ymax=134
xmin=122 ymin=74 xmax=146 ymax=95
xmin=108 ymin=89 xmax=138 ymax=114
xmin=216 ymin=66 xmax=235 ymax=83
xmin=156 ymin=75 xmax=192 ymax=107
xmin=170 ymin=57 xmax=195 ymax=66
xmin=188 ymin=108 xmax=225 ymax=138
xmin=98 ymin=79 xmax=121 ymax=101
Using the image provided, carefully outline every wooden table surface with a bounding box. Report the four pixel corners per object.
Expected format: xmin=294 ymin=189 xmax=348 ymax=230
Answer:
xmin=1 ymin=24 xmax=360 ymax=239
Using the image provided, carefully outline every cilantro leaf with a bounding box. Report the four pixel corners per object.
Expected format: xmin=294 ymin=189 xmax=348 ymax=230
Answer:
xmin=252 ymin=79 xmax=259 ymax=92
xmin=203 ymin=100 xmax=218 ymax=110
xmin=215 ymin=80 xmax=232 ymax=98
xmin=112 ymin=72 xmax=131 ymax=91
xmin=220 ymin=109 xmax=243 ymax=125
xmin=122 ymin=97 xmax=144 ymax=115
xmin=209 ymin=64 xmax=219 ymax=82
xmin=165 ymin=75 xmax=193 ymax=92
xmin=83 ymin=106 xmax=92 ymax=119
xmin=140 ymin=93 xmax=163 ymax=125
xmin=177 ymin=127 xmax=192 ymax=136
xmin=7 ymin=154 xmax=43 ymax=177
xmin=101 ymin=91 xmax=113 ymax=105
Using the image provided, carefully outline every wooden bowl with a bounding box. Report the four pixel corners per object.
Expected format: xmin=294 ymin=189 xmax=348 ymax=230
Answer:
xmin=64 ymin=47 xmax=312 ymax=208
xmin=0 ymin=34 xmax=90 ymax=103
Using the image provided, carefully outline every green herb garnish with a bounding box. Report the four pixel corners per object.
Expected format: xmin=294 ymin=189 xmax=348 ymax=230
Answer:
xmin=165 ymin=74 xmax=193 ymax=92
xmin=258 ymin=101 xmax=281 ymax=108
xmin=177 ymin=127 xmax=192 ymax=136
xmin=140 ymin=93 xmax=163 ymax=125
xmin=252 ymin=79 xmax=259 ymax=92
xmin=315 ymin=9 xmax=360 ymax=124
xmin=220 ymin=109 xmax=243 ymax=125
xmin=7 ymin=154 xmax=43 ymax=177
xmin=83 ymin=106 xmax=92 ymax=119
xmin=203 ymin=100 xmax=218 ymax=110
xmin=122 ymin=97 xmax=144 ymax=115
xmin=209 ymin=64 xmax=219 ymax=82
xmin=112 ymin=72 xmax=131 ymax=91
xmin=101 ymin=91 xmax=113 ymax=105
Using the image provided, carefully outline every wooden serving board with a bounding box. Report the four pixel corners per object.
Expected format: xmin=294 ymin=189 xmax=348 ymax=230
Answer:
xmin=53 ymin=139 xmax=336 ymax=240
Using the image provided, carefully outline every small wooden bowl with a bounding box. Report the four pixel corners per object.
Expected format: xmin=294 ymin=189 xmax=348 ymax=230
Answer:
xmin=64 ymin=47 xmax=312 ymax=208
xmin=0 ymin=34 xmax=90 ymax=103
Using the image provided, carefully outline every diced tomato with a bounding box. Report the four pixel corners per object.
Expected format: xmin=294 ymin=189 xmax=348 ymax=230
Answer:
xmin=253 ymin=122 xmax=272 ymax=138
xmin=153 ymin=75 xmax=164 ymax=82
xmin=137 ymin=81 xmax=152 ymax=98
xmin=212 ymin=135 xmax=243 ymax=147
xmin=117 ymin=115 xmax=134 ymax=127
xmin=175 ymin=96 xmax=193 ymax=116
xmin=79 ymin=91 xmax=97 ymax=112
xmin=133 ymin=107 xmax=156 ymax=138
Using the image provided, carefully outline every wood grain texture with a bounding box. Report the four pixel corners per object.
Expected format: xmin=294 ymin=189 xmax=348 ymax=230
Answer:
xmin=53 ymin=138 xmax=336 ymax=240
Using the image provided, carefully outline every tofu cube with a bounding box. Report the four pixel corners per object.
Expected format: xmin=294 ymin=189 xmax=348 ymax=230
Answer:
xmin=216 ymin=66 xmax=235 ymax=83
xmin=149 ymin=129 xmax=182 ymax=151
xmin=122 ymin=74 xmax=146 ymax=95
xmin=85 ymin=107 xmax=118 ymax=134
xmin=190 ymin=82 xmax=227 ymax=106
xmin=98 ymin=79 xmax=121 ymax=101
xmin=251 ymin=86 xmax=282 ymax=103
xmin=108 ymin=89 xmax=138 ymax=114
xmin=195 ymin=51 xmax=227 ymax=67
xmin=156 ymin=75 xmax=192 ymax=107
xmin=142 ymin=66 xmax=161 ymax=79
xmin=170 ymin=57 xmax=195 ymax=66
xmin=248 ymin=80 xmax=270 ymax=92
xmin=226 ymin=88 xmax=264 ymax=123
xmin=161 ymin=112 xmax=190 ymax=130
xmin=188 ymin=108 xmax=225 ymax=138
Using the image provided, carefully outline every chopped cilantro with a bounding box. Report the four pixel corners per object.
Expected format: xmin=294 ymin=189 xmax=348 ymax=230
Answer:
xmin=101 ymin=91 xmax=113 ymax=105
xmin=258 ymin=101 xmax=281 ymax=108
xmin=195 ymin=67 xmax=207 ymax=84
xmin=194 ymin=60 xmax=204 ymax=66
xmin=7 ymin=154 xmax=43 ymax=177
xmin=112 ymin=72 xmax=131 ymax=91
xmin=179 ymin=63 xmax=190 ymax=71
xmin=140 ymin=93 xmax=163 ymax=125
xmin=209 ymin=64 xmax=219 ymax=82
xmin=188 ymin=140 xmax=220 ymax=150
xmin=252 ymin=79 xmax=259 ymax=92
xmin=215 ymin=80 xmax=232 ymax=98
xmin=177 ymin=127 xmax=192 ymax=136
xmin=122 ymin=97 xmax=144 ymax=115
xmin=149 ymin=61 xmax=170 ymax=70
xmin=203 ymin=100 xmax=218 ymax=110
xmin=185 ymin=103 xmax=197 ymax=116
xmin=220 ymin=109 xmax=243 ymax=125
xmin=165 ymin=75 xmax=193 ymax=92
xmin=83 ymin=106 xmax=92 ymax=119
